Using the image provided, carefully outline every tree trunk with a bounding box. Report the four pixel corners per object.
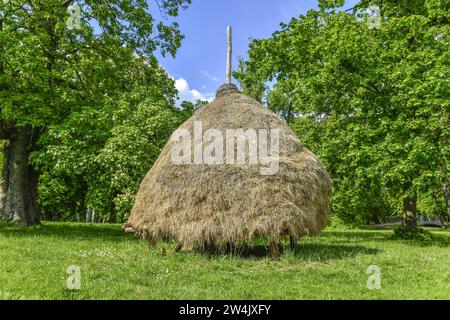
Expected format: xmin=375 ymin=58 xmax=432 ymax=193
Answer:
xmin=402 ymin=183 xmax=417 ymax=231
xmin=0 ymin=126 xmax=40 ymax=226
xmin=370 ymin=206 xmax=381 ymax=224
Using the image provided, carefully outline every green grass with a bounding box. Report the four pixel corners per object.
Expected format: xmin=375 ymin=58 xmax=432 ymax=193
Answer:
xmin=0 ymin=222 xmax=449 ymax=300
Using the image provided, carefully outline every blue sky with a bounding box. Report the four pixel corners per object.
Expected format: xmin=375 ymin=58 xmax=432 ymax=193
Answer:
xmin=156 ymin=0 xmax=358 ymax=103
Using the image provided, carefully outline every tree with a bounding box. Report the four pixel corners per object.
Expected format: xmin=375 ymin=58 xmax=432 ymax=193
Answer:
xmin=179 ymin=99 xmax=209 ymax=118
xmin=0 ymin=0 xmax=191 ymax=225
xmin=32 ymin=70 xmax=209 ymax=224
xmin=234 ymin=0 xmax=449 ymax=230
xmin=31 ymin=57 xmax=183 ymax=223
xmin=266 ymin=81 xmax=296 ymax=125
xmin=235 ymin=57 xmax=266 ymax=103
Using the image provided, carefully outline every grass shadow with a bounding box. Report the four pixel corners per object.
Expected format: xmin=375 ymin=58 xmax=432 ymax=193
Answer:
xmin=0 ymin=222 xmax=133 ymax=242
xmin=322 ymin=229 xmax=450 ymax=247
xmin=195 ymin=242 xmax=381 ymax=262
xmin=290 ymin=243 xmax=380 ymax=262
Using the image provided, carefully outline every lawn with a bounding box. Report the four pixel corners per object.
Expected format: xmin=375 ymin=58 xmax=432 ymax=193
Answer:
xmin=0 ymin=222 xmax=449 ymax=300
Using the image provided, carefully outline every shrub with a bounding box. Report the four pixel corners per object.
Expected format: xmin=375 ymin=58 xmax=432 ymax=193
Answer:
xmin=391 ymin=226 xmax=433 ymax=242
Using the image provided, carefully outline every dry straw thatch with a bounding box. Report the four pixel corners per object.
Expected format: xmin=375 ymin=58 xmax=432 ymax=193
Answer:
xmin=126 ymin=84 xmax=332 ymax=253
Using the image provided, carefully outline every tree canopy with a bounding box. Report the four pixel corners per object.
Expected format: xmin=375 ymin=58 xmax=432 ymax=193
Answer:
xmin=234 ymin=0 xmax=450 ymax=227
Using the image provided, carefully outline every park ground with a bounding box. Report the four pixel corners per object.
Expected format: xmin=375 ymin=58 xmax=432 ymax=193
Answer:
xmin=0 ymin=222 xmax=449 ymax=300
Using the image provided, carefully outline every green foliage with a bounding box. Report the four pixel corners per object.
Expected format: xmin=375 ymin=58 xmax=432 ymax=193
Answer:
xmin=1 ymin=0 xmax=191 ymax=222
xmin=235 ymin=57 xmax=266 ymax=103
xmin=31 ymin=61 xmax=186 ymax=222
xmin=326 ymin=214 xmax=358 ymax=230
xmin=179 ymin=99 xmax=209 ymax=118
xmin=318 ymin=0 xmax=345 ymax=11
xmin=392 ymin=225 xmax=433 ymax=242
xmin=0 ymin=0 xmax=190 ymax=127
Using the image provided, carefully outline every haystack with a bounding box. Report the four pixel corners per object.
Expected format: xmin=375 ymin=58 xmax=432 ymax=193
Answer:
xmin=125 ymin=83 xmax=332 ymax=255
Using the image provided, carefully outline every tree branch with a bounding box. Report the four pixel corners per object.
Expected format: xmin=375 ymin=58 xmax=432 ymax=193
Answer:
xmin=63 ymin=0 xmax=75 ymax=7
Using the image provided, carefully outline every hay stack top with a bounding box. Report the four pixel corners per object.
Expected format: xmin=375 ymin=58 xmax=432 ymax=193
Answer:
xmin=126 ymin=82 xmax=332 ymax=247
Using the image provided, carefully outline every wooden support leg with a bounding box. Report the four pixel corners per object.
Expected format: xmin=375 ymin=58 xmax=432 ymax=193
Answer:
xmin=268 ymin=241 xmax=280 ymax=258
xmin=146 ymin=233 xmax=157 ymax=248
xmin=289 ymin=236 xmax=297 ymax=252
xmin=226 ymin=241 xmax=234 ymax=253
xmin=203 ymin=241 xmax=214 ymax=253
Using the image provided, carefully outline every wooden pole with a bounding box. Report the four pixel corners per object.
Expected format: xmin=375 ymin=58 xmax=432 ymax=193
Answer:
xmin=268 ymin=240 xmax=280 ymax=258
xmin=226 ymin=26 xmax=232 ymax=84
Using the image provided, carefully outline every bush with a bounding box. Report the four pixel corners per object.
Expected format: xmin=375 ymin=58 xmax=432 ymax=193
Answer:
xmin=391 ymin=226 xmax=433 ymax=242
xmin=326 ymin=214 xmax=358 ymax=230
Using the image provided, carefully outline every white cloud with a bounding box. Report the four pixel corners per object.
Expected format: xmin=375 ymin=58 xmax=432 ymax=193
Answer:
xmin=200 ymin=70 xmax=219 ymax=82
xmin=175 ymin=78 xmax=213 ymax=104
